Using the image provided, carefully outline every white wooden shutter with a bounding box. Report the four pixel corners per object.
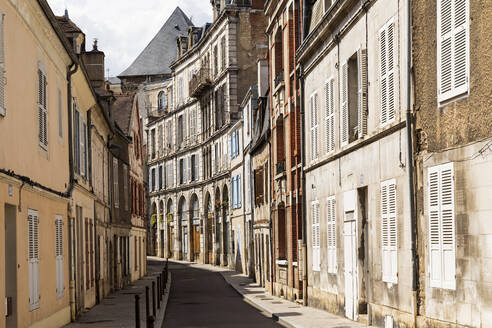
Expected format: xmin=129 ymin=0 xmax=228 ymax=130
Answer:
xmin=382 ymin=179 xmax=398 ymax=283
xmin=357 ymin=48 xmax=368 ymax=138
xmin=310 ymin=94 xmax=318 ymax=161
xmin=340 ymin=62 xmax=348 ymax=146
xmin=325 ymin=78 xmax=335 ymax=154
xmin=38 ymin=68 xmax=48 ymax=149
xmin=55 ymin=215 xmax=64 ymax=298
xmin=0 ymin=14 xmax=6 ymax=116
xmin=380 ymin=19 xmax=397 ymax=126
xmin=312 ymin=201 xmax=320 ymax=271
xmin=437 ymin=0 xmax=469 ymax=102
xmin=28 ymin=209 xmax=40 ymax=310
xmin=238 ymin=175 xmax=242 ymax=207
xmin=327 ymin=196 xmax=337 ymax=273
xmin=428 ymin=163 xmax=456 ymax=289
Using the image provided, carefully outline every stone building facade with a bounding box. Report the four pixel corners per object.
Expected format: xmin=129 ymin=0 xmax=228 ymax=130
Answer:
xmin=413 ymin=0 xmax=492 ymax=326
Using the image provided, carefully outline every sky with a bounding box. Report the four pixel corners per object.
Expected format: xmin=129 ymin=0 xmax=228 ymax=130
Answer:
xmin=46 ymin=0 xmax=212 ymax=78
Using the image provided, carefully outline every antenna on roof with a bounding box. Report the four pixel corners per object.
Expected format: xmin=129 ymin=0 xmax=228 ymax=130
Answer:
xmin=64 ymin=0 xmax=69 ymax=19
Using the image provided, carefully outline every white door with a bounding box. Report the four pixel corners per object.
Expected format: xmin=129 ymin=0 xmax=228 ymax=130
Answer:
xmin=344 ymin=220 xmax=357 ymax=320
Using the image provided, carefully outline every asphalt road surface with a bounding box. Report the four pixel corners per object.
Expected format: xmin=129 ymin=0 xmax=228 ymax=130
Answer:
xmin=162 ymin=262 xmax=281 ymax=328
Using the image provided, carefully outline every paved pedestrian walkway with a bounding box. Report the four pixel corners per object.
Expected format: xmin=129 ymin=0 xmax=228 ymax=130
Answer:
xmin=171 ymin=260 xmax=371 ymax=328
xmin=65 ymin=257 xmax=170 ymax=328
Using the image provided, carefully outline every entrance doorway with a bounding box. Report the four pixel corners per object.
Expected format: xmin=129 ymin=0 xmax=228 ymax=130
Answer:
xmin=193 ymin=225 xmax=200 ymax=261
xmin=5 ymin=204 xmax=17 ymax=327
xmin=343 ymin=190 xmax=358 ymax=321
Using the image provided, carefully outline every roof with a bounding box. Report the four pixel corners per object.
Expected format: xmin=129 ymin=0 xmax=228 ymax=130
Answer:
xmin=108 ymin=77 xmax=121 ymax=85
xmin=112 ymin=94 xmax=135 ymax=135
xmin=55 ymin=9 xmax=83 ymax=34
xmin=119 ymin=7 xmax=193 ymax=78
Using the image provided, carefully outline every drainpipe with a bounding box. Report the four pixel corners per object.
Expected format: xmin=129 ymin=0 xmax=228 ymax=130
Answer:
xmin=406 ymin=0 xmax=418 ymax=325
xmin=66 ymin=61 xmax=78 ymax=321
xmin=298 ymin=63 xmax=308 ymax=306
xmin=268 ymin=139 xmax=274 ymax=294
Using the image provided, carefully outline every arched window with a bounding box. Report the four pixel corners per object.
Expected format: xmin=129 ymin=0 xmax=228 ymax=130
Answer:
xmin=158 ymin=91 xmax=167 ymax=111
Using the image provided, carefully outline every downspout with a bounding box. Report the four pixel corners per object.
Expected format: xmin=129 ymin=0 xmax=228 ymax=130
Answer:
xmin=298 ymin=64 xmax=308 ymax=306
xmin=406 ymin=0 xmax=418 ymax=325
xmin=66 ymin=61 xmax=78 ymax=321
xmin=268 ymin=138 xmax=274 ymax=294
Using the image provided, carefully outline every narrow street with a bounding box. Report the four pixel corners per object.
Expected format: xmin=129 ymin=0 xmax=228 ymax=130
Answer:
xmin=163 ymin=262 xmax=281 ymax=328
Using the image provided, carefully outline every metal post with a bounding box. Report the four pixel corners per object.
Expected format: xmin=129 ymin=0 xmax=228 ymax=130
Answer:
xmin=135 ymin=294 xmax=140 ymax=328
xmin=145 ymin=286 xmax=150 ymax=322
xmin=152 ymin=281 xmax=156 ymax=317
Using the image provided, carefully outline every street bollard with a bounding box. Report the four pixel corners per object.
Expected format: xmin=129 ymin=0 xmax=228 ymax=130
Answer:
xmin=145 ymin=286 xmax=150 ymax=322
xmin=146 ymin=315 xmax=155 ymax=328
xmin=152 ymin=281 xmax=156 ymax=317
xmin=135 ymin=294 xmax=141 ymax=328
xmin=157 ymin=276 xmax=161 ymax=309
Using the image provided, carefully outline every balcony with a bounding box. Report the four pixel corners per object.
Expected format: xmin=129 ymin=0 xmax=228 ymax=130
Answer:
xmin=190 ymin=67 xmax=212 ymax=98
xmin=274 ymin=70 xmax=284 ymax=89
xmin=148 ymin=107 xmax=168 ymax=119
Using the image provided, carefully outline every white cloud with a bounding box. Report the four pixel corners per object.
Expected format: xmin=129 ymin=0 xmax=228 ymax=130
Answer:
xmin=47 ymin=0 xmax=212 ymax=77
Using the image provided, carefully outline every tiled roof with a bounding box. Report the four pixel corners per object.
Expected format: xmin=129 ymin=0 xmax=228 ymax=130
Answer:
xmin=55 ymin=10 xmax=83 ymax=34
xmin=119 ymin=7 xmax=193 ymax=78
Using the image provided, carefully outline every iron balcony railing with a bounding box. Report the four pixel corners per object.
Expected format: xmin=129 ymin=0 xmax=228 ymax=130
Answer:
xmin=190 ymin=67 xmax=212 ymax=97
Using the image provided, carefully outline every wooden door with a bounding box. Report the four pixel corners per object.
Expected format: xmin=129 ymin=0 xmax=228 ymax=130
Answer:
xmin=344 ymin=220 xmax=357 ymax=320
xmin=193 ymin=225 xmax=200 ymax=260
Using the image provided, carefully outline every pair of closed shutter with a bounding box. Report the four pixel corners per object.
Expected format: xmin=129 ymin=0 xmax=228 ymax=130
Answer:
xmin=437 ymin=0 xmax=469 ymax=103
xmin=326 ymin=196 xmax=337 ymax=274
xmin=310 ymin=93 xmax=319 ymax=161
xmin=55 ymin=215 xmax=64 ymax=298
xmin=380 ymin=19 xmax=397 ymax=126
xmin=230 ymin=131 xmax=239 ymax=158
xmin=312 ymin=201 xmax=320 ymax=271
xmin=73 ymin=105 xmax=88 ymax=177
xmin=428 ymin=162 xmax=456 ymax=290
xmin=28 ymin=209 xmax=40 ymax=310
xmin=381 ymin=179 xmax=398 ymax=283
xmin=340 ymin=48 xmax=367 ymax=145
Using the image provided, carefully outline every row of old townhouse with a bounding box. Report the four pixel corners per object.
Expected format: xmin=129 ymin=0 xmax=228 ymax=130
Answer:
xmin=126 ymin=0 xmax=490 ymax=327
xmin=0 ymin=1 xmax=147 ymax=327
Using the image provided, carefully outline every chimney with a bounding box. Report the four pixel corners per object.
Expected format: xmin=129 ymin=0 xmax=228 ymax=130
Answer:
xmin=81 ymin=39 xmax=105 ymax=89
xmin=257 ymin=58 xmax=268 ymax=97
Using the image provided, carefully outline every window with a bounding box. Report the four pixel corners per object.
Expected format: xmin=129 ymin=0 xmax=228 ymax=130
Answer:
xmin=0 ymin=13 xmax=5 ymax=116
xmin=341 ymin=49 xmax=367 ymax=145
xmin=58 ymin=89 xmax=63 ymax=138
xmin=38 ymin=67 xmax=48 ymax=149
xmin=158 ymin=125 xmax=163 ymax=155
xmin=311 ymin=201 xmax=320 ymax=271
xmin=151 ymin=129 xmax=156 ymax=158
xmin=231 ymin=175 xmax=242 ymax=209
xmin=381 ymin=179 xmax=397 ymax=283
xmin=380 ymin=19 xmax=397 ymax=126
xmin=167 ymin=161 xmax=174 ymax=188
xmin=326 ymin=196 xmax=336 ymax=273
xmin=437 ymin=0 xmax=469 ymax=103
xmin=310 ymin=92 xmax=319 ymax=161
xmin=325 ymin=78 xmax=335 ymax=153
xmin=158 ymin=91 xmax=167 ymax=111
xmin=159 ymin=165 xmax=163 ymax=189
xmin=55 ymin=215 xmax=64 ymax=298
xmin=113 ymin=158 xmax=119 ymax=208
xmin=177 ymin=115 xmax=184 ymax=147
xmin=221 ymin=36 xmax=226 ymax=71
xmin=28 ymin=209 xmax=40 ymax=310
xmin=428 ymin=162 xmax=455 ymax=290
xmin=123 ymin=164 xmax=128 ymax=211
xmin=80 ymin=119 xmax=87 ymax=178
xmin=191 ymin=154 xmax=198 ymax=181
xmin=179 ymin=158 xmax=185 ymax=184
xmin=74 ymin=105 xmax=80 ymax=173
xmin=213 ymin=45 xmax=218 ymax=76
xmin=254 ymin=167 xmax=265 ymax=205
xmin=230 ymin=130 xmax=240 ymax=159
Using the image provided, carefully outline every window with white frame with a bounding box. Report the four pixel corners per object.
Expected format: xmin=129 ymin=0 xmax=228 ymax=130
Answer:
xmin=38 ymin=67 xmax=48 ymax=149
xmin=28 ymin=209 xmax=40 ymax=310
xmin=428 ymin=162 xmax=456 ymax=290
xmin=311 ymin=201 xmax=320 ymax=271
xmin=437 ymin=0 xmax=469 ymax=103
xmin=381 ymin=179 xmax=398 ymax=283
xmin=326 ymin=196 xmax=336 ymax=273
xmin=325 ymin=78 xmax=335 ymax=154
xmin=231 ymin=175 xmax=242 ymax=209
xmin=310 ymin=92 xmax=319 ymax=161
xmin=380 ymin=18 xmax=397 ymax=126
